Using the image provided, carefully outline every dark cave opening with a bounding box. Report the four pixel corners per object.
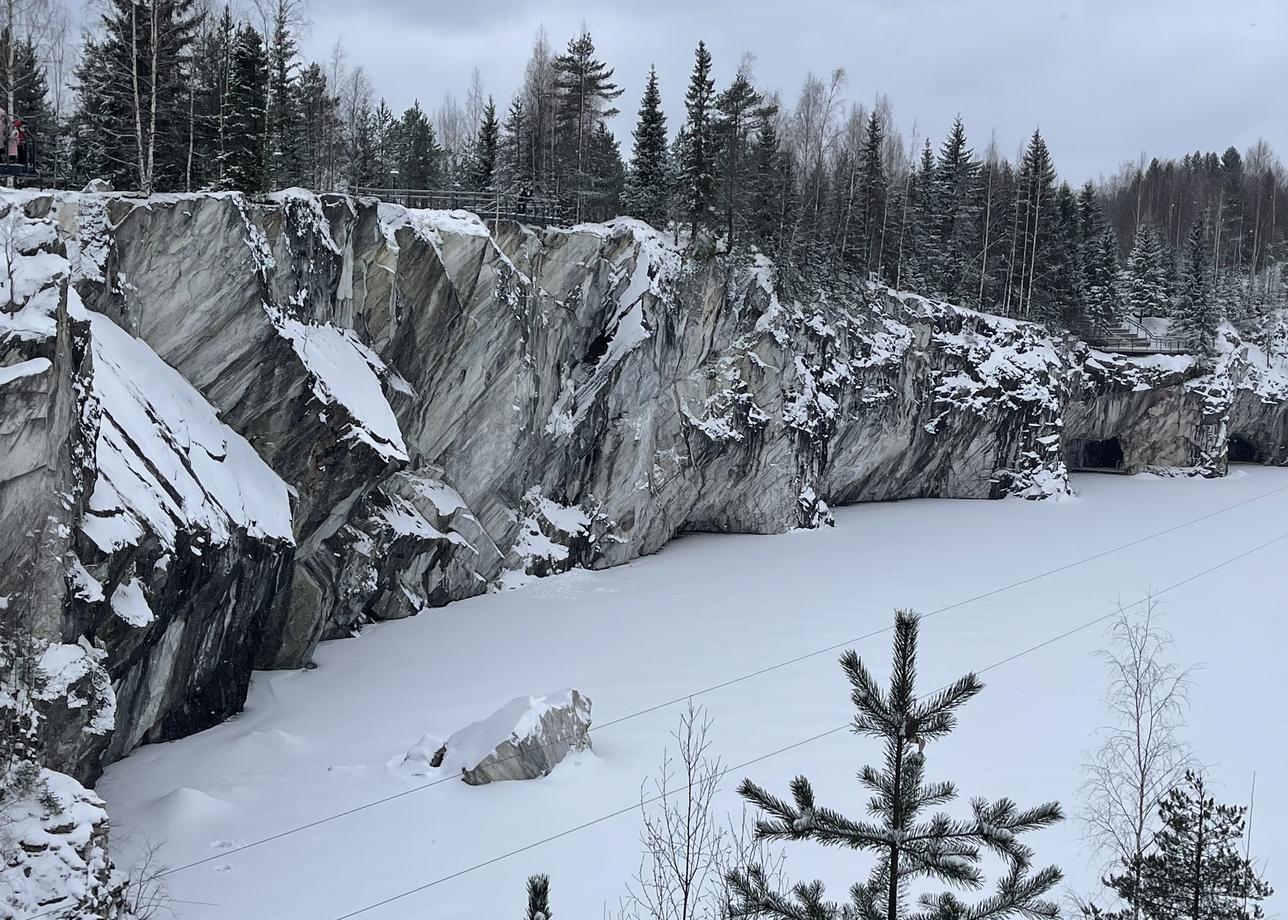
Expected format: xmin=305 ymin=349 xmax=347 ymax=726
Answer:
xmin=1069 ymin=437 xmax=1125 ymax=472
xmin=1228 ymin=435 xmax=1262 ymax=464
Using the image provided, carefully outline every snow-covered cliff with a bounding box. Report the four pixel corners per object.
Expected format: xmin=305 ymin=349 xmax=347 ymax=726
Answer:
xmin=1 ymin=188 xmax=1285 ymax=916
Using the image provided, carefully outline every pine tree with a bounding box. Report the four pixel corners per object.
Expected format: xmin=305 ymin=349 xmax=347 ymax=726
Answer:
xmin=470 ymin=95 xmax=499 ymax=191
xmin=551 ymin=30 xmax=622 ymax=221
xmin=1103 ymin=771 xmax=1272 ymax=920
xmin=1123 ymin=224 xmax=1170 ymax=320
xmin=931 ymin=115 xmax=980 ymax=299
xmin=713 ymin=67 xmax=764 ymax=246
xmin=622 ymin=66 xmax=669 ymax=228
xmin=730 ymin=611 xmax=1064 ymax=920
xmin=678 ymin=40 xmax=715 ymax=237
xmin=225 ymin=24 xmax=268 ymax=192
xmin=525 ymin=873 xmax=552 ymax=920
xmin=1172 ymin=219 xmax=1220 ymax=354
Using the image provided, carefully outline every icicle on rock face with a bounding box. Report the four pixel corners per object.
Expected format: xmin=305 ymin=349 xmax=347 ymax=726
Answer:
xmin=402 ymin=689 xmax=593 ymax=785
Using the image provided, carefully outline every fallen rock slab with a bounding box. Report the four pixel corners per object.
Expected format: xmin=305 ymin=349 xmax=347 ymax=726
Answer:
xmin=414 ymin=689 xmax=592 ymax=785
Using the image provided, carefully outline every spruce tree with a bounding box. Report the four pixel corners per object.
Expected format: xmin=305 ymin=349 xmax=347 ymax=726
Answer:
xmin=189 ymin=7 xmax=235 ymax=190
xmin=297 ymin=62 xmax=340 ymax=189
xmin=730 ymin=611 xmax=1064 ymax=920
xmin=470 ymin=95 xmax=499 ymax=191
xmin=584 ymin=120 xmax=624 ymax=221
xmin=931 ymin=115 xmax=980 ymax=300
xmin=266 ymin=1 xmax=301 ymax=189
xmin=525 ymin=873 xmax=552 ymax=920
xmin=74 ymin=0 xmax=201 ymax=191
xmin=678 ymin=40 xmax=715 ymax=237
xmin=1172 ymin=219 xmax=1220 ymax=354
xmin=1083 ymin=227 xmax=1124 ymax=332
xmin=1103 ymin=771 xmax=1271 ymax=920
xmin=225 ymin=24 xmax=268 ymax=192
xmin=746 ymin=103 xmax=788 ymax=257
xmin=394 ymin=100 xmax=442 ymax=189
xmin=623 ymin=65 xmax=669 ymax=229
xmin=857 ymin=110 xmax=887 ymax=276
xmin=901 ymin=140 xmax=937 ymax=293
xmin=1040 ymin=181 xmax=1081 ymax=328
xmin=1012 ymin=129 xmax=1058 ymax=318
xmin=1123 ymin=224 xmax=1170 ymax=321
xmin=0 ymin=29 xmax=51 ymax=165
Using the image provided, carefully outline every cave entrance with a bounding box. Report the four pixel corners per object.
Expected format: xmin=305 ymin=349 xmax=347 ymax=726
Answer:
xmin=1069 ymin=437 xmax=1125 ymax=472
xmin=1228 ymin=434 xmax=1262 ymax=464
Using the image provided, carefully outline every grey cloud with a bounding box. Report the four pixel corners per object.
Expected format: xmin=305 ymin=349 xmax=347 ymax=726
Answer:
xmin=300 ymin=0 xmax=1286 ymax=182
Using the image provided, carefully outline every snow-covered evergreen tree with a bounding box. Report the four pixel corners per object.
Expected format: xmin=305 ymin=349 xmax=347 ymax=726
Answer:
xmin=729 ymin=610 xmax=1064 ymax=920
xmin=584 ymin=120 xmax=624 ymax=221
xmin=499 ymin=96 xmax=530 ymax=190
xmin=713 ymin=65 xmax=764 ymax=246
xmin=1123 ymin=224 xmax=1171 ymax=320
xmin=225 ymin=24 xmax=268 ymax=192
xmin=1172 ymin=218 xmax=1220 ymax=354
xmin=470 ymin=95 xmax=499 ymax=191
xmin=857 ymin=110 xmax=887 ymax=276
xmin=1012 ymin=129 xmax=1058 ymax=318
xmin=930 ymin=115 xmax=980 ymax=299
xmin=678 ymin=40 xmax=715 ymax=236
xmin=622 ymin=65 xmax=669 ymax=229
xmin=1101 ymin=771 xmax=1272 ymax=920
xmin=746 ymin=102 xmax=792 ymax=259
xmin=73 ymin=0 xmax=201 ymax=191
xmin=266 ymin=0 xmax=302 ymax=189
xmin=900 ymin=139 xmax=936 ymax=292
xmin=1083 ymin=227 xmax=1124 ymax=331
xmin=394 ymin=100 xmax=442 ymax=189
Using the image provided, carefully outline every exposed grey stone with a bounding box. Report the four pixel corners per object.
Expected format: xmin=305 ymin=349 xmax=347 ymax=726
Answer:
xmin=2 ymin=189 xmax=1286 ymax=796
xmin=424 ymin=688 xmax=593 ymax=786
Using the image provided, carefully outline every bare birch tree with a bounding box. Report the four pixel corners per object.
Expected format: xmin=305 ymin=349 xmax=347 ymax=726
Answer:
xmin=616 ymin=703 xmax=783 ymax=920
xmin=1080 ymin=595 xmax=1195 ymax=920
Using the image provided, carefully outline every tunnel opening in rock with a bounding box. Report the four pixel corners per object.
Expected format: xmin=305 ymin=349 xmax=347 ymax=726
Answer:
xmin=1069 ymin=437 xmax=1125 ymax=472
xmin=1228 ymin=434 xmax=1262 ymax=463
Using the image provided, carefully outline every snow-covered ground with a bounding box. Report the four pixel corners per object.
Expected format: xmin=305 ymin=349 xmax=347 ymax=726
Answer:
xmin=98 ymin=470 xmax=1288 ymax=920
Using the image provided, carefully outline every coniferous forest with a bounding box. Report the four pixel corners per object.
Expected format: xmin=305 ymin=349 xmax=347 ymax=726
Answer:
xmin=8 ymin=3 xmax=1286 ymax=348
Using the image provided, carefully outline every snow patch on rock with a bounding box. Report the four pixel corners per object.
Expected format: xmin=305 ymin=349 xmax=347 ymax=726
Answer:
xmin=84 ymin=311 xmax=295 ymax=553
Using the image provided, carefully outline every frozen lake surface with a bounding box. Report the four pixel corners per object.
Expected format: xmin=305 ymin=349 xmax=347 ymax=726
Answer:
xmin=98 ymin=468 xmax=1288 ymax=919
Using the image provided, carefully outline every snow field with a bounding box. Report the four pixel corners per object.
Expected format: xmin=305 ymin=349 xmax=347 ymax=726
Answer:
xmin=97 ymin=469 xmax=1288 ymax=920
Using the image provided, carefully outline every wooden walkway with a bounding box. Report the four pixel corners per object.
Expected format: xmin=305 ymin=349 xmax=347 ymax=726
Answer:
xmin=351 ymin=187 xmax=567 ymax=227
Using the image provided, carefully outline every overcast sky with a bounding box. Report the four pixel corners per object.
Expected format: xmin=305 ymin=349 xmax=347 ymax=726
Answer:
xmin=298 ymin=0 xmax=1285 ymax=184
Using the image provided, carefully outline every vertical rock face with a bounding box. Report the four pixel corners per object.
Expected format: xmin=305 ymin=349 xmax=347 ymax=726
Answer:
xmin=2 ymin=187 xmax=1287 ymax=810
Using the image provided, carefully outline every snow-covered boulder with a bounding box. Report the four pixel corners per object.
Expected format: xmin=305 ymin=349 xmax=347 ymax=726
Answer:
xmin=409 ymin=689 xmax=593 ymax=785
xmin=0 ymin=768 xmax=129 ymax=920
